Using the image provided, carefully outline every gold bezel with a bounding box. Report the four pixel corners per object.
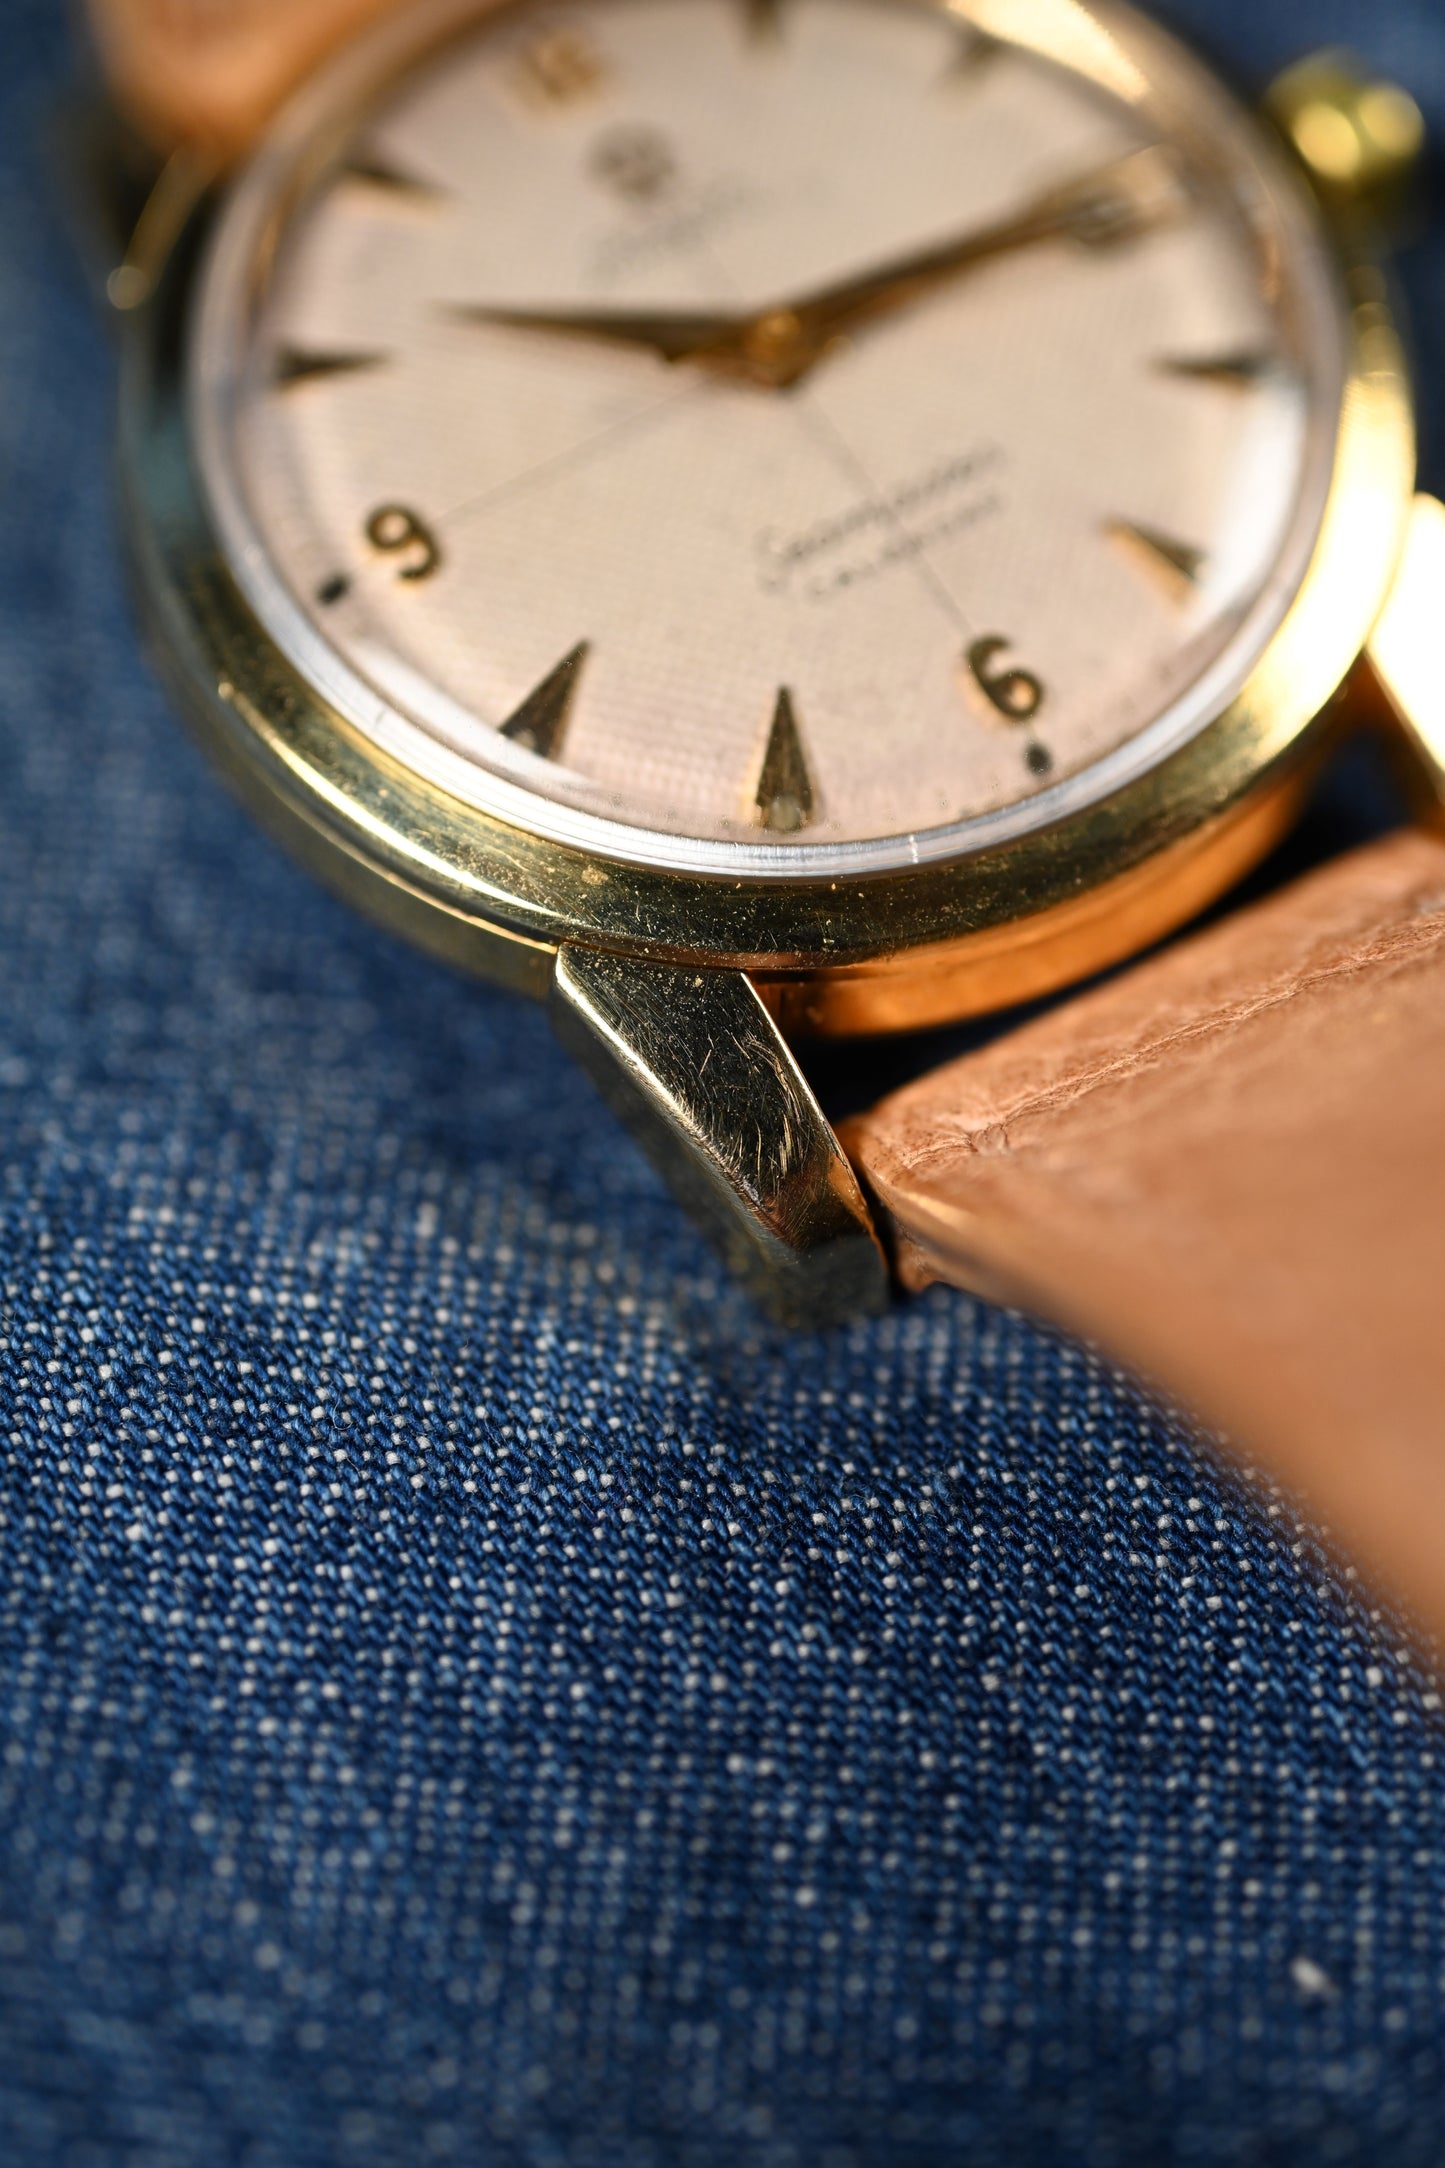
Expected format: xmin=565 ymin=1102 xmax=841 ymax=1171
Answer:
xmin=117 ymin=0 xmax=1417 ymax=1036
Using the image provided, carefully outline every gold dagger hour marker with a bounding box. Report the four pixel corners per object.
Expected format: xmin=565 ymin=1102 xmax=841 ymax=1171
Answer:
xmin=498 ymin=641 xmax=590 ymax=761
xmin=341 ymin=155 xmax=443 ymax=200
xmin=1158 ymin=352 xmax=1274 ymax=391
xmin=273 ymin=346 xmax=387 ymax=390
xmin=754 ymin=687 xmax=816 ymax=835
xmin=1108 ymin=519 xmax=1207 ymax=604
xmin=941 ymin=28 xmax=1004 ymax=82
xmin=514 ymin=28 xmax=607 ymax=106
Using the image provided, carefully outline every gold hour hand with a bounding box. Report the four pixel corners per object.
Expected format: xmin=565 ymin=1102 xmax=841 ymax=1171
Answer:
xmin=446 ymin=300 xmax=742 ymax=365
xmin=449 ymin=146 xmax=1187 ymax=390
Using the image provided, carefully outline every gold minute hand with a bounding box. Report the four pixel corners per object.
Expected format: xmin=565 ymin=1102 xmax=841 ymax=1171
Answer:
xmin=707 ymin=144 xmax=1188 ymax=387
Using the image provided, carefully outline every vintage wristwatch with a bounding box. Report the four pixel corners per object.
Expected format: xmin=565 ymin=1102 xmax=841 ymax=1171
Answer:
xmin=87 ymin=0 xmax=1445 ymax=1627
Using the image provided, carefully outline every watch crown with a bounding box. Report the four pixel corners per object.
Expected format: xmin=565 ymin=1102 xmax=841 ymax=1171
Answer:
xmin=1265 ymin=51 xmax=1425 ymax=234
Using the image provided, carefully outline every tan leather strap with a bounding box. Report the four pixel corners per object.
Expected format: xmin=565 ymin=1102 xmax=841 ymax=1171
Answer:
xmin=86 ymin=0 xmax=412 ymax=158
xmin=847 ymin=827 xmax=1445 ymax=1639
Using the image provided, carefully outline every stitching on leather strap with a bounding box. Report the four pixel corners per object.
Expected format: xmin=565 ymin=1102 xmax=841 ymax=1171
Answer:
xmin=914 ymin=885 xmax=1445 ymax=1164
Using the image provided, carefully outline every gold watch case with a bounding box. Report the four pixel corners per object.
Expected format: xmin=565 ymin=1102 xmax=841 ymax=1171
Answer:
xmin=117 ymin=0 xmax=1416 ymax=1045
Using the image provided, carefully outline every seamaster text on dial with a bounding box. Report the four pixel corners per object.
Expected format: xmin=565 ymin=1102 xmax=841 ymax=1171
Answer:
xmin=755 ymin=443 xmax=1005 ymax=601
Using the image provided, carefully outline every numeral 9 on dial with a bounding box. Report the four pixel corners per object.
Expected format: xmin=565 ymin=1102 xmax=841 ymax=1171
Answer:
xmin=366 ymin=504 xmax=442 ymax=583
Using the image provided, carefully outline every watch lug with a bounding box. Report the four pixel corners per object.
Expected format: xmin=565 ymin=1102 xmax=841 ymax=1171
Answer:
xmin=47 ymin=100 xmax=162 ymax=315
xmin=550 ymin=948 xmax=889 ymax=1329
xmin=50 ymin=99 xmax=211 ymax=318
xmin=1264 ymin=51 xmax=1425 ymax=246
xmin=1364 ymin=494 xmax=1445 ymax=821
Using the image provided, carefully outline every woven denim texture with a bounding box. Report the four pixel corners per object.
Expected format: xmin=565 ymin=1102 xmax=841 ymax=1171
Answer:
xmin=4 ymin=2 xmax=1445 ymax=2161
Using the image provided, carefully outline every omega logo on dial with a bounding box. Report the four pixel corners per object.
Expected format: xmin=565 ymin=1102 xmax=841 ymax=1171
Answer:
xmin=192 ymin=0 xmax=1345 ymax=875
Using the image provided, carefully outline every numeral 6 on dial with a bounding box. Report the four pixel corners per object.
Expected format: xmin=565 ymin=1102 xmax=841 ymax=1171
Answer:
xmin=966 ymin=636 xmax=1045 ymax=724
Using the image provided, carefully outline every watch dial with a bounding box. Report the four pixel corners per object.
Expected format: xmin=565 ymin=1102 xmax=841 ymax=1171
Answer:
xmin=192 ymin=0 xmax=1347 ymax=875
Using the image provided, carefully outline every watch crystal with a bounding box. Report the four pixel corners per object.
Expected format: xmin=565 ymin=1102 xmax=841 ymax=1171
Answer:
xmin=192 ymin=0 xmax=1346 ymax=875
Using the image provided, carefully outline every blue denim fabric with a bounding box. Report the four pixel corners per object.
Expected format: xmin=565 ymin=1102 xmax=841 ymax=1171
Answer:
xmin=4 ymin=2 xmax=1445 ymax=2162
